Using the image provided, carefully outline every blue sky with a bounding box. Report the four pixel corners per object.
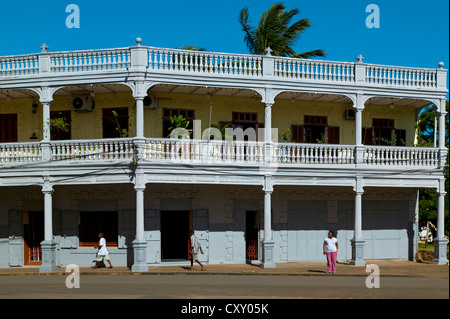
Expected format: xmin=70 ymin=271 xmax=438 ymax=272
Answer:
xmin=0 ymin=0 xmax=448 ymax=70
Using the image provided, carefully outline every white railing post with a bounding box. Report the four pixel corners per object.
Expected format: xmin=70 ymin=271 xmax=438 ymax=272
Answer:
xmin=38 ymin=44 xmax=50 ymax=74
xmin=436 ymin=62 xmax=447 ymax=89
xmin=354 ymin=55 xmax=366 ymax=83
xmin=262 ymin=47 xmax=275 ymax=78
xmin=130 ymin=37 xmax=148 ymax=72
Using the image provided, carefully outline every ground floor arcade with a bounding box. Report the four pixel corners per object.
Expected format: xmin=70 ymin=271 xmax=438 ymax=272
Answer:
xmin=1 ymin=183 xmax=446 ymax=271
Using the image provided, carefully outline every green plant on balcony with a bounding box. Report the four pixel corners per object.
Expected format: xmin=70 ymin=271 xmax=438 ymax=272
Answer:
xmin=167 ymin=115 xmax=192 ymax=138
xmin=112 ymin=107 xmax=135 ymax=138
xmin=316 ymin=133 xmax=326 ymax=144
xmin=279 ymin=129 xmax=292 ymax=143
xmin=50 ymin=113 xmax=71 ymax=140
xmin=381 ymin=134 xmax=404 ymax=147
xmin=210 ymin=122 xmax=232 ymax=140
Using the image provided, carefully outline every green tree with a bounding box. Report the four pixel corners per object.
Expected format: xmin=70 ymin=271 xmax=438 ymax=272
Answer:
xmin=238 ymin=2 xmax=327 ymax=58
xmin=181 ymin=45 xmax=206 ymax=52
xmin=416 ymin=100 xmax=449 ymax=236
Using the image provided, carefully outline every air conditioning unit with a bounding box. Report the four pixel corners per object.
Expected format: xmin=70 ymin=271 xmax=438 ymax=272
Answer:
xmin=344 ymin=108 xmax=355 ymax=120
xmin=143 ymin=95 xmax=159 ymax=109
xmin=72 ymin=96 xmax=94 ymax=112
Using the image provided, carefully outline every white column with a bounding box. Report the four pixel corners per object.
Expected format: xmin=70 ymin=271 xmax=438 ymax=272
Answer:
xmin=354 ymin=191 xmax=363 ymax=239
xmin=40 ymin=182 xmax=57 ymax=273
xmin=42 ymin=102 xmax=51 ymax=142
xmin=135 ymin=186 xmax=145 ymax=241
xmin=438 ymin=112 xmax=447 ymax=149
xmin=353 ymin=95 xmax=365 ymax=165
xmin=43 ymin=183 xmax=53 ymax=242
xmin=264 ymin=190 xmax=272 ymax=241
xmin=135 ymin=97 xmax=145 ymax=139
xmin=261 ymin=178 xmax=275 ymax=268
xmin=432 ymin=179 xmax=449 ymax=265
xmin=355 ymin=108 xmax=363 ymax=146
xmin=351 ymin=178 xmax=365 ymax=266
xmin=132 ymin=174 xmax=148 ymax=272
xmin=264 ymin=103 xmax=273 ymax=144
xmin=437 ymin=190 xmax=445 ymax=239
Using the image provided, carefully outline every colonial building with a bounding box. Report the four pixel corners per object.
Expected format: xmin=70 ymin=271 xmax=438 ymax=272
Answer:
xmin=0 ymin=38 xmax=448 ymax=272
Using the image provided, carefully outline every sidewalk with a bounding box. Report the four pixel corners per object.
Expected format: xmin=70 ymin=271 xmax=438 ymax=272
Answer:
xmin=0 ymin=260 xmax=448 ymax=278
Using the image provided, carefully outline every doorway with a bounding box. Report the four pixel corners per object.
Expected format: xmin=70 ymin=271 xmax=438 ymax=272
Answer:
xmin=161 ymin=210 xmax=191 ymax=261
xmin=246 ymin=211 xmax=260 ymax=261
xmin=23 ymin=211 xmax=44 ymax=265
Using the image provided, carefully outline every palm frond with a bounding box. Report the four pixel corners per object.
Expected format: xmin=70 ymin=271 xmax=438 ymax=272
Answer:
xmin=289 ymin=49 xmax=328 ymax=59
xmin=238 ymin=7 xmax=258 ymax=55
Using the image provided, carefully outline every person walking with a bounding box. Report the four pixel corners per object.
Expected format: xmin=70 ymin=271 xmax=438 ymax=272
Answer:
xmin=93 ymin=233 xmax=113 ymax=269
xmin=189 ymin=230 xmax=206 ymax=271
xmin=323 ymin=231 xmax=338 ymax=274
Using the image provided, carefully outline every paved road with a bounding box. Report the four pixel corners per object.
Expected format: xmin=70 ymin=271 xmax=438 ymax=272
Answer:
xmin=0 ymin=274 xmax=447 ymax=299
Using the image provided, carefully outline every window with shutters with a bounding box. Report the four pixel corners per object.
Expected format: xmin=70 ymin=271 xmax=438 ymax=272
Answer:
xmin=291 ymin=116 xmax=339 ymax=144
xmin=0 ymin=113 xmax=18 ymax=143
xmin=365 ymin=118 xmax=406 ymax=146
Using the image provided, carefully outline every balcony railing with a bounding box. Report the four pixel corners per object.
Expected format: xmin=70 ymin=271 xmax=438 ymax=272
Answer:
xmin=0 ymin=138 xmax=443 ymax=169
xmin=0 ymin=45 xmax=446 ymax=90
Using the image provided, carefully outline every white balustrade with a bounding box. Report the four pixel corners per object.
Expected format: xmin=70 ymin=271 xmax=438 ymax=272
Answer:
xmin=0 ymin=142 xmax=41 ymax=163
xmin=364 ymin=145 xmax=439 ymax=167
xmin=51 ymin=138 xmax=134 ymax=161
xmin=143 ymin=138 xmax=265 ymax=163
xmin=147 ymin=48 xmax=262 ymax=76
xmin=274 ymin=58 xmax=355 ymax=82
xmin=0 ymin=139 xmax=442 ymax=169
xmin=0 ymin=54 xmax=39 ymax=77
xmin=50 ymin=49 xmax=131 ymax=73
xmin=366 ymin=64 xmax=437 ymax=88
xmin=0 ymin=45 xmax=442 ymax=90
xmin=275 ymin=143 xmax=355 ymax=164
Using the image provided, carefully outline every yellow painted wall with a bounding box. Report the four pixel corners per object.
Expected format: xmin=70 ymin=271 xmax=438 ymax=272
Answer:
xmin=0 ymin=92 xmax=418 ymax=146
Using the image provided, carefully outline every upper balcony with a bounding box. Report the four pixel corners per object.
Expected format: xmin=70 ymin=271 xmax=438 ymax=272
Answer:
xmin=0 ymin=40 xmax=447 ymax=101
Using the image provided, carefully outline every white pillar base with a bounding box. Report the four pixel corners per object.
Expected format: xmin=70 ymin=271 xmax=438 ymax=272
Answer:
xmin=350 ymin=238 xmax=366 ymax=266
xmin=431 ymin=238 xmax=449 ymax=265
xmin=39 ymin=241 xmax=58 ymax=273
xmin=131 ymin=239 xmax=148 ymax=272
xmin=261 ymin=240 xmax=276 ymax=269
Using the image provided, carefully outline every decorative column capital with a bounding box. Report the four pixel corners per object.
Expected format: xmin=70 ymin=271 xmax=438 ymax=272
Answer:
xmin=353 ymin=177 xmax=364 ymax=195
xmin=42 ymin=183 xmax=53 ymax=194
xmin=263 ymin=176 xmax=274 ymax=193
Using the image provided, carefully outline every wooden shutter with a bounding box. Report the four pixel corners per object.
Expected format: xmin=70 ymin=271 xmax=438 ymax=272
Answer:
xmin=8 ymin=210 xmax=23 ymax=267
xmin=394 ymin=129 xmax=406 ymax=146
xmin=362 ymin=128 xmax=373 ymax=145
xmin=144 ymin=209 xmax=161 ymax=264
xmin=0 ymin=114 xmax=18 ymax=143
xmin=291 ymin=125 xmax=304 ymax=143
xmin=327 ymin=126 xmax=340 ymax=144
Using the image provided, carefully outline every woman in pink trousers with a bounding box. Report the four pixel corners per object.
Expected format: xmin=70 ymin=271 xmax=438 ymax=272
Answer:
xmin=323 ymin=231 xmax=338 ymax=274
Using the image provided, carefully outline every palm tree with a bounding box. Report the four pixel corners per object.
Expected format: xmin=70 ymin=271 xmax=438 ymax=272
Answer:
xmin=181 ymin=45 xmax=206 ymax=52
xmin=238 ymin=3 xmax=327 ymax=58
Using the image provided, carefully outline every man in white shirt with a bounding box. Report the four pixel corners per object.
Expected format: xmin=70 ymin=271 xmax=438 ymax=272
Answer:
xmin=323 ymin=231 xmax=338 ymax=274
xmin=189 ymin=230 xmax=206 ymax=271
xmin=93 ymin=233 xmax=113 ymax=269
